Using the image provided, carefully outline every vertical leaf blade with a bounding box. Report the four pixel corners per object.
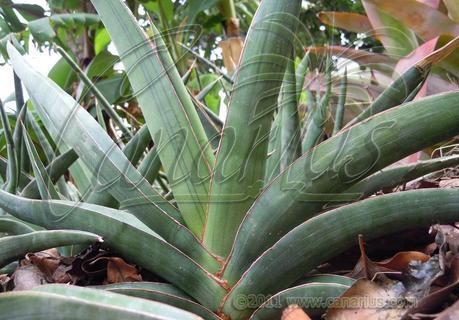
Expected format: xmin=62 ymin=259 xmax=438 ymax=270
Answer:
xmin=204 ymin=0 xmax=302 ymax=257
xmin=91 ymin=0 xmax=215 ymax=236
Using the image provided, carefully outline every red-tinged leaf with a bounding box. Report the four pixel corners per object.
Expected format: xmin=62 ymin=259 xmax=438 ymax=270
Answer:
xmin=318 ymin=12 xmax=373 ymax=34
xmin=362 ymin=0 xmax=418 ymax=57
xmin=418 ymin=0 xmax=441 ymax=9
xmin=366 ymin=0 xmax=459 ymax=41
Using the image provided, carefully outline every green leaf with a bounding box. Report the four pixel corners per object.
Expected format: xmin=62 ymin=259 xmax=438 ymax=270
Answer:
xmin=204 ymin=0 xmax=303 ymax=257
xmin=279 ymin=57 xmax=301 ymax=171
xmin=1 ymin=287 xmax=200 ymax=319
xmin=91 ymin=0 xmax=215 ymax=236
xmin=263 ymin=112 xmax=282 ymax=184
xmin=345 ymin=61 xmax=431 ymax=127
xmin=302 ymin=54 xmax=332 ymax=153
xmin=95 ymin=282 xmax=221 ymax=320
xmin=297 ymin=274 xmax=356 ymax=286
xmin=250 ymin=283 xmax=350 ymax=320
xmin=0 ymin=191 xmax=226 ymax=309
xmin=28 ymin=13 xmax=100 ymax=43
xmin=95 ymin=28 xmax=111 ymax=55
xmin=7 ymin=43 xmax=219 ymax=272
xmin=47 ymin=56 xmax=78 ymax=91
xmin=184 ymin=0 xmax=220 ymax=23
xmin=223 ymin=91 xmax=459 ymax=285
xmin=295 ymin=51 xmax=310 ymax=102
xmin=22 ymin=125 xmax=60 ymax=200
xmin=0 ymin=230 xmax=100 ymax=267
xmin=346 ymin=154 xmax=459 ymax=200
xmin=56 ymin=46 xmax=132 ymax=138
xmin=0 ymin=216 xmax=35 ymax=235
xmin=332 ymin=68 xmax=347 ymax=135
xmin=34 ymin=284 xmax=203 ymax=319
xmin=138 ymin=147 xmax=161 ymax=184
xmin=0 ymin=98 xmax=17 ymax=193
xmin=222 ymin=188 xmax=459 ymax=319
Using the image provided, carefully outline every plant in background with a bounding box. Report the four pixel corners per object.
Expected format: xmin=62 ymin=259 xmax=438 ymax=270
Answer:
xmin=1 ymin=0 xmax=459 ymax=319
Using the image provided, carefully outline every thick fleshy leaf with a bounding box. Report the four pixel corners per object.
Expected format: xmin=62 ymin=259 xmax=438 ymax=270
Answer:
xmin=205 ymin=0 xmax=302 ymax=257
xmin=366 ymin=0 xmax=459 ymax=41
xmin=250 ymin=283 xmax=350 ymax=320
xmin=0 ymin=230 xmax=100 ymax=267
xmin=21 ymin=148 xmax=78 ymax=199
xmin=0 ymin=190 xmax=226 ymax=309
xmin=1 ymin=286 xmax=201 ymax=320
xmin=279 ymin=58 xmax=301 ymax=170
xmin=7 ymin=44 xmax=219 ymax=272
xmin=222 ymin=189 xmax=459 ymax=319
xmin=223 ymin=91 xmax=459 ymax=285
xmin=91 ymin=0 xmax=215 ymax=236
xmin=95 ymin=282 xmax=221 ymax=320
xmin=332 ymin=68 xmax=347 ymax=135
xmin=0 ymin=99 xmax=17 ymax=193
xmin=23 ymin=126 xmax=60 ymax=200
xmin=33 ymin=285 xmax=204 ymax=319
xmin=297 ymin=274 xmax=355 ymax=287
xmin=318 ymin=11 xmax=373 ymax=34
xmin=0 ymin=216 xmax=35 ymax=235
xmin=345 ymin=154 xmax=459 ymax=200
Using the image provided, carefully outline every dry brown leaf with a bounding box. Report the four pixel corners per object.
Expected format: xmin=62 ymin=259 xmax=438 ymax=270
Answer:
xmin=282 ymin=305 xmax=312 ymax=320
xmin=100 ymin=257 xmax=142 ymax=284
xmin=220 ymin=37 xmax=243 ymax=73
xmin=349 ymin=235 xmax=429 ymax=279
xmin=26 ymin=249 xmax=60 ymax=279
xmin=325 ymin=277 xmax=412 ymax=320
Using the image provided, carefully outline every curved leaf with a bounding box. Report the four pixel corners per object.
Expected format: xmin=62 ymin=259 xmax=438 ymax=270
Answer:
xmin=249 ymin=283 xmax=350 ymax=320
xmin=346 ymin=154 xmax=459 ymax=200
xmin=7 ymin=43 xmax=219 ymax=272
xmin=1 ymin=287 xmax=200 ymax=320
xmin=223 ymin=188 xmax=459 ymax=319
xmin=0 ymin=230 xmax=100 ymax=267
xmin=366 ymin=0 xmax=459 ymax=41
xmin=0 ymin=190 xmax=226 ymax=309
xmin=0 ymin=217 xmax=35 ymax=235
xmin=95 ymin=282 xmax=221 ymax=320
xmin=223 ymin=91 xmax=459 ymax=285
xmin=91 ymin=0 xmax=215 ymax=236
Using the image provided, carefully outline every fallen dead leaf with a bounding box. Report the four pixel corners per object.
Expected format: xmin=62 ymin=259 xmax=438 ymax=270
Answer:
xmin=88 ymin=257 xmax=142 ymax=284
xmin=282 ymin=305 xmax=312 ymax=320
xmin=26 ymin=249 xmax=60 ymax=280
xmin=13 ymin=262 xmax=47 ymax=291
xmin=325 ymin=277 xmax=412 ymax=320
xmin=349 ymin=235 xmax=430 ymax=279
